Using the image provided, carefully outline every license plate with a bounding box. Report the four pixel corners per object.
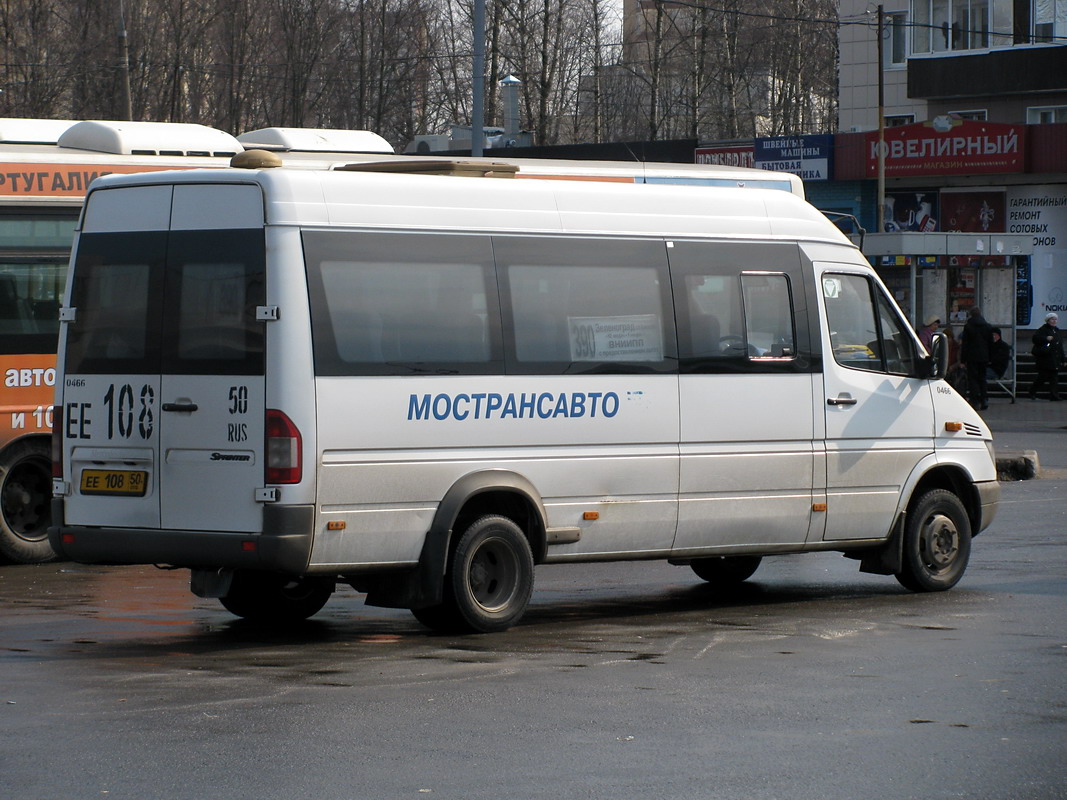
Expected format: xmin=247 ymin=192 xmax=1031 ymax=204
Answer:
xmin=80 ymin=469 xmax=148 ymax=497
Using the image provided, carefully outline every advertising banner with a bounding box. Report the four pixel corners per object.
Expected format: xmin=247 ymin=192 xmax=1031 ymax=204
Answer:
xmin=1007 ymin=185 xmax=1067 ymax=326
xmin=864 ymin=117 xmax=1024 ymax=177
xmin=694 ymin=146 xmax=754 ymax=168
xmin=753 ymin=135 xmax=832 ymax=180
xmin=0 ymin=163 xmax=184 ymax=197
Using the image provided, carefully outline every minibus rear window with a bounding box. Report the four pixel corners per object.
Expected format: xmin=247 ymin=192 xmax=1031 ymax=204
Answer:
xmin=64 ymin=232 xmax=164 ymax=375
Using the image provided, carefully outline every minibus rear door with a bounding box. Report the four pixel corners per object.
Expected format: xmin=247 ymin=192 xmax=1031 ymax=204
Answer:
xmin=156 ymin=186 xmax=266 ymax=533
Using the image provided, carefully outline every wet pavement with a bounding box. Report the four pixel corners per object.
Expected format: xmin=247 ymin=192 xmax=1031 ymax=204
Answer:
xmin=2 ymin=402 xmax=1065 ymax=799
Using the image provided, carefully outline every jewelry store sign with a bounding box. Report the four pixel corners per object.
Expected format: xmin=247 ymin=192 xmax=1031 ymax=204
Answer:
xmin=864 ymin=117 xmax=1024 ymax=177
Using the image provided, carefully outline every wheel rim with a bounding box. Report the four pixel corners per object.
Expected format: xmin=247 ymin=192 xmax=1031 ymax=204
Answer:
xmin=918 ymin=512 xmax=959 ymax=573
xmin=467 ymin=536 xmax=520 ymax=613
xmin=2 ymin=457 xmax=50 ymax=541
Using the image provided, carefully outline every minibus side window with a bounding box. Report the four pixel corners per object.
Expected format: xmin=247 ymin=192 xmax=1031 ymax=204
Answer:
xmin=822 ymin=273 xmax=917 ymax=375
xmin=679 ymin=273 xmax=744 ymax=360
xmin=496 ymin=237 xmax=675 ymax=375
xmin=304 ymin=231 xmax=502 ymax=376
xmin=670 ymin=241 xmax=809 ymax=375
xmin=740 ymin=273 xmax=796 ymax=359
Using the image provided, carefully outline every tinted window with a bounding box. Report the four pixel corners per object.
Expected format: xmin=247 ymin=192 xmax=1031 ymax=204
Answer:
xmin=0 ymin=211 xmax=77 ymax=355
xmin=671 ymin=241 xmax=810 ymax=374
xmin=163 ymin=230 xmax=266 ymax=375
xmin=66 ymin=229 xmax=265 ymax=376
xmin=64 ymin=232 xmax=165 ymax=375
xmin=497 ymin=237 xmax=675 ymax=374
xmin=741 ymin=273 xmax=796 ymax=358
xmin=822 ymin=273 xmax=916 ymax=375
xmin=0 ymin=261 xmax=68 ymax=355
xmin=304 ymin=231 xmax=502 ymax=376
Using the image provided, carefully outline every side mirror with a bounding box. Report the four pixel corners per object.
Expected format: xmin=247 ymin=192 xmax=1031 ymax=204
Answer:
xmin=927 ymin=331 xmax=949 ymax=379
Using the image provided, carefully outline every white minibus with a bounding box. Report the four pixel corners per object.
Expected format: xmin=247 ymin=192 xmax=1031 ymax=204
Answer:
xmin=49 ymin=161 xmax=999 ymax=632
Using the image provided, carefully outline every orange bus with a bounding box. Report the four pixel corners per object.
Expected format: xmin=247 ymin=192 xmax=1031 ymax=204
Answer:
xmin=0 ymin=119 xmax=244 ymax=562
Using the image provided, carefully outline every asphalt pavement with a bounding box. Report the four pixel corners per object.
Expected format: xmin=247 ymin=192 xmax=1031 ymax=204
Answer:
xmin=980 ymin=393 xmax=1067 ymax=477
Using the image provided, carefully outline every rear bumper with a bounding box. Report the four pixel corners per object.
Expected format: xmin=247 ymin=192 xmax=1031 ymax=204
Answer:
xmin=48 ymin=500 xmax=315 ymax=574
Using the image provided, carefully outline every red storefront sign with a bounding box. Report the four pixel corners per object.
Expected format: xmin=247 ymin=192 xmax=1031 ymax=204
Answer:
xmin=695 ymin=146 xmax=754 ymax=168
xmin=864 ymin=119 xmax=1024 ymax=178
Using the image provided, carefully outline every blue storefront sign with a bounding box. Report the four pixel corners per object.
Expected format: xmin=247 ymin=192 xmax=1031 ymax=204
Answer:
xmin=753 ymin=134 xmax=833 ymax=181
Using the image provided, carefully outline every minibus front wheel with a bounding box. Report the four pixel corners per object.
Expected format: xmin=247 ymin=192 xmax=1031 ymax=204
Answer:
xmin=895 ymin=489 xmax=971 ymax=592
xmin=413 ymin=515 xmax=534 ymax=634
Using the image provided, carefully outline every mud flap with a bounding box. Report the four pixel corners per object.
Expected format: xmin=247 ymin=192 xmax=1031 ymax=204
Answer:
xmin=856 ymin=512 xmax=905 ymax=576
xmin=356 ymin=529 xmax=448 ymax=610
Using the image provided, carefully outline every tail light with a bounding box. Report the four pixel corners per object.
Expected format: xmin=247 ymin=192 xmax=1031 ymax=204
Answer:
xmin=51 ymin=404 xmax=63 ymax=479
xmin=265 ymin=409 xmax=301 ymax=484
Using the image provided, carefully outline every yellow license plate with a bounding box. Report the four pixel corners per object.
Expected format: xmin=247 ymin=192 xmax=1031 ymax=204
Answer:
xmin=80 ymin=469 xmax=148 ymax=497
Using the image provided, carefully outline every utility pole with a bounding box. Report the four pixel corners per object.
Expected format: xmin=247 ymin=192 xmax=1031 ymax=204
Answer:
xmin=876 ymin=4 xmax=886 ymax=233
xmin=117 ymin=0 xmax=133 ymax=121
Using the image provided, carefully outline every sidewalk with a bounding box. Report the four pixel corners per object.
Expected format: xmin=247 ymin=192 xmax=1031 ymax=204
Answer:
xmin=980 ymin=394 xmax=1067 ymax=431
xmin=978 ymin=395 xmax=1067 ymax=478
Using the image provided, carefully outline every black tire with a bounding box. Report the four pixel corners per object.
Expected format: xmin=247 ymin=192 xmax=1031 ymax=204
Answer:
xmin=219 ymin=570 xmax=334 ymax=622
xmin=895 ymin=489 xmax=971 ymax=592
xmin=412 ymin=515 xmax=534 ymax=634
xmin=0 ymin=437 xmax=56 ymax=564
xmin=410 ymin=602 xmax=459 ymax=633
xmin=690 ymin=555 xmax=762 ymax=585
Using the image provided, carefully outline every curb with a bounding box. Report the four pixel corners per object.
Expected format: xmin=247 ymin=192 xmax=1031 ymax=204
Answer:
xmin=995 ymin=449 xmax=1040 ymax=481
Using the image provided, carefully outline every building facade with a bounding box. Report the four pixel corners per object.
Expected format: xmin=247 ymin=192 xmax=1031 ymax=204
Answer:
xmin=829 ymin=0 xmax=1067 ymax=343
xmin=839 ymin=0 xmax=1067 ymax=132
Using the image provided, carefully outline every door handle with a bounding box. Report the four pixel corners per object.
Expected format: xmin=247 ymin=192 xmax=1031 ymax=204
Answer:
xmin=162 ymin=402 xmax=199 ymax=412
xmin=827 ymin=395 xmax=858 ymax=406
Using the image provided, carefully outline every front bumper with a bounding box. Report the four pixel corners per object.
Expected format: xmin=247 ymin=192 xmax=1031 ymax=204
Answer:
xmin=975 ymin=480 xmax=1000 ymax=534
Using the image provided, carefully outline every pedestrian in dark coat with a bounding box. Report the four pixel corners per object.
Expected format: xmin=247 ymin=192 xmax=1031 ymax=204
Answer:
xmin=960 ymin=306 xmax=994 ymax=410
xmin=1028 ymin=312 xmax=1063 ymax=401
xmin=987 ymin=327 xmax=1011 ymax=380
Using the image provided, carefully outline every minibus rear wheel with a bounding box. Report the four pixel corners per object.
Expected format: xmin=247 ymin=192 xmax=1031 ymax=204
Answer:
xmin=413 ymin=515 xmax=534 ymax=634
xmin=219 ymin=570 xmax=334 ymax=622
xmin=690 ymin=555 xmax=762 ymax=586
xmin=896 ymin=489 xmax=971 ymax=592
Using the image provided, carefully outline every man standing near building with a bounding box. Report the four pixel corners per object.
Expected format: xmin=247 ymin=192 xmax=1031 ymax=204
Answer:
xmin=960 ymin=306 xmax=994 ymax=410
xmin=1029 ymin=312 xmax=1063 ymax=401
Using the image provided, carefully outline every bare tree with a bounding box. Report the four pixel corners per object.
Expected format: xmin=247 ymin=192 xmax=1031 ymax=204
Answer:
xmin=0 ymin=0 xmax=838 ymax=148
